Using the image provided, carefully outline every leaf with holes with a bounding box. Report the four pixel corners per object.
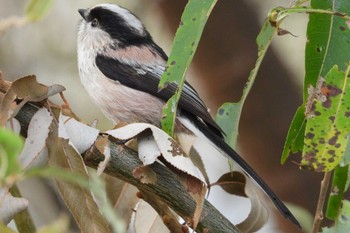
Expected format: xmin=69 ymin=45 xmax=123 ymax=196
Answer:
xmin=302 ymin=65 xmax=350 ymax=171
xmin=284 ymin=0 xmax=350 ymax=163
xmin=159 ymin=0 xmax=218 ymax=136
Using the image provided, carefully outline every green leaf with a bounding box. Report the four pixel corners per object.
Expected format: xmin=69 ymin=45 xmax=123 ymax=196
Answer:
xmin=0 ymin=223 xmax=17 ymax=233
xmin=281 ymin=106 xmax=306 ymax=164
xmin=25 ymin=0 xmax=53 ymax=22
xmin=326 ymin=165 xmax=349 ymax=220
xmin=216 ymin=103 xmax=240 ymax=149
xmin=302 ymin=65 xmax=350 ymax=171
xmin=305 ymin=0 xmax=350 ymax=100
xmin=322 ymin=200 xmax=350 ymax=233
xmin=0 ymin=128 xmax=23 ymax=179
xmin=10 ymin=185 xmax=36 ymax=233
xmin=89 ymin=170 xmax=126 ymax=233
xmin=159 ymin=0 xmax=218 ymax=136
xmin=283 ymin=0 xmax=350 ymax=164
xmin=215 ymin=20 xmax=276 ymax=148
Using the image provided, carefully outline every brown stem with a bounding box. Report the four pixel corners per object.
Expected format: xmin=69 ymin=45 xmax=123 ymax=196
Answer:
xmin=13 ymin=101 xmax=240 ymax=233
xmin=312 ymin=171 xmax=332 ymax=233
xmin=9 ymin=185 xmax=36 ymax=233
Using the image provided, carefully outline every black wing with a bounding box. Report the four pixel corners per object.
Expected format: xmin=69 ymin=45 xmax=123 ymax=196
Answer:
xmin=95 ymin=49 xmax=223 ymax=137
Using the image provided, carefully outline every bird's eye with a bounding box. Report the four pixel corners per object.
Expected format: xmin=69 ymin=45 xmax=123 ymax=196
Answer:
xmin=91 ymin=18 xmax=99 ymax=27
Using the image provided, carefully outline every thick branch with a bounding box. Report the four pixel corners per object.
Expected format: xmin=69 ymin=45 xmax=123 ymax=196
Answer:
xmin=15 ymin=102 xmax=240 ymax=233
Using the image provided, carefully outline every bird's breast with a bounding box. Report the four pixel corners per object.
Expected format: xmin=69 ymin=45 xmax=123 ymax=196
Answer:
xmin=78 ymin=49 xmax=164 ymax=126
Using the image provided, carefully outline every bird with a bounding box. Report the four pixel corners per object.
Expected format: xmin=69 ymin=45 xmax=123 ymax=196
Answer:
xmin=76 ymin=3 xmax=300 ymax=228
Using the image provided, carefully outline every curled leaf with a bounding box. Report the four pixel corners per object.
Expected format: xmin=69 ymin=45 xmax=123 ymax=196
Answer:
xmin=58 ymin=113 xmax=99 ymax=154
xmin=106 ymin=123 xmax=205 ymax=183
xmin=215 ymin=172 xmax=247 ymax=197
xmin=0 ymin=187 xmax=28 ymax=224
xmin=19 ymin=107 xmax=52 ymax=169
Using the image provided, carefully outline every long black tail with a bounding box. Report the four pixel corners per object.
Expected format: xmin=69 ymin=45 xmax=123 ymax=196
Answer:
xmin=190 ymin=116 xmax=301 ymax=228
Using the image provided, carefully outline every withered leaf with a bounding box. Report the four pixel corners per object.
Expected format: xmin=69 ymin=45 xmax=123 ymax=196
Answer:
xmin=133 ymin=200 xmax=171 ymax=233
xmin=47 ymin=123 xmax=111 ymax=233
xmin=0 ymin=75 xmax=65 ymax=126
xmin=19 ymin=107 xmax=52 ymax=169
xmin=215 ymin=171 xmax=247 ymax=197
xmin=0 ymin=187 xmax=29 ymax=224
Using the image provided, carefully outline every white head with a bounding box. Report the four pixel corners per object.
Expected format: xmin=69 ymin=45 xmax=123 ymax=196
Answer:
xmin=77 ymin=3 xmax=151 ymax=50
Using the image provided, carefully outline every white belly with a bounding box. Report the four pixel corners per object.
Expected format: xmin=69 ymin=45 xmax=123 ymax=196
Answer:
xmin=77 ymin=49 xmax=164 ymax=126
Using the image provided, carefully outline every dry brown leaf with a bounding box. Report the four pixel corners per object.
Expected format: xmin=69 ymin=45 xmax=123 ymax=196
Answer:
xmin=58 ymin=112 xmax=99 ymax=154
xmin=47 ymin=120 xmax=111 ymax=233
xmin=94 ymin=135 xmax=111 ymax=175
xmin=19 ymin=107 xmax=52 ymax=169
xmin=189 ymin=147 xmax=210 ymax=186
xmin=104 ymin=178 xmax=139 ymax=229
xmin=215 ymin=171 xmax=247 ymax=197
xmin=214 ymin=172 xmax=268 ymax=232
xmin=177 ymin=172 xmax=206 ymax=229
xmin=0 ymin=75 xmax=65 ymax=126
xmin=133 ymin=200 xmax=171 ymax=233
xmin=106 ymin=123 xmax=208 ymax=228
xmin=0 ymin=187 xmax=29 ymax=224
xmin=106 ymin=123 xmax=206 ymax=183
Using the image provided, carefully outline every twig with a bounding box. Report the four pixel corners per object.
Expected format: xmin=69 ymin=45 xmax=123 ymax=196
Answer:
xmin=312 ymin=171 xmax=332 ymax=233
xmin=9 ymin=185 xmax=36 ymax=233
xmin=13 ymin=101 xmax=241 ymax=233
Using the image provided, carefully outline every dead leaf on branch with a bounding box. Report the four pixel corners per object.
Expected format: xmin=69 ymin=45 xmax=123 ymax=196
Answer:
xmin=0 ymin=187 xmax=28 ymax=224
xmin=106 ymin=123 xmax=206 ymax=184
xmin=0 ymin=75 xmax=65 ymax=126
xmin=47 ymin=129 xmax=112 ymax=233
xmin=133 ymin=200 xmax=171 ymax=233
xmin=19 ymin=107 xmax=52 ymax=169
xmin=105 ymin=179 xmax=139 ymax=229
xmin=214 ymin=172 xmax=268 ymax=232
xmin=106 ymin=123 xmax=208 ymax=228
xmin=213 ymin=171 xmax=247 ymax=197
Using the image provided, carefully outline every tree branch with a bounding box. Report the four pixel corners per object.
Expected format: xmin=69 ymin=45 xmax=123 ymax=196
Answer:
xmin=14 ymin=101 xmax=240 ymax=233
xmin=312 ymin=171 xmax=332 ymax=233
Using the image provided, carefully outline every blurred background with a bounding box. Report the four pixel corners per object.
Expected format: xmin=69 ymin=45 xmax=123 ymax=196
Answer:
xmin=1 ymin=0 xmax=321 ymax=232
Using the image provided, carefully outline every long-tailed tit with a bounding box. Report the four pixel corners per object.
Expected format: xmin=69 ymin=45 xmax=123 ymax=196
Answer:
xmin=77 ymin=3 xmax=300 ymax=228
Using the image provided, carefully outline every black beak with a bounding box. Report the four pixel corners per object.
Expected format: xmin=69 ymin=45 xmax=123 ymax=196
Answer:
xmin=78 ymin=9 xmax=89 ymax=21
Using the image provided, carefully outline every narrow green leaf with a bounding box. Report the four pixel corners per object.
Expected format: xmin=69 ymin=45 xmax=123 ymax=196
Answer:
xmin=89 ymin=171 xmax=126 ymax=233
xmin=215 ymin=20 xmax=276 ymax=148
xmin=281 ymin=106 xmax=306 ymax=164
xmin=25 ymin=0 xmax=53 ymax=22
xmin=322 ymin=200 xmax=350 ymax=233
xmin=0 ymin=223 xmax=17 ymax=233
xmin=160 ymin=0 xmax=218 ymax=136
xmin=215 ymin=103 xmax=241 ymax=149
xmin=302 ymin=65 xmax=350 ymax=171
xmin=326 ymin=165 xmax=349 ymax=220
xmin=305 ymin=0 xmax=350 ymax=100
xmin=284 ymin=0 xmax=350 ymax=164
xmin=10 ymin=185 xmax=36 ymax=233
xmin=0 ymin=128 xmax=23 ymax=178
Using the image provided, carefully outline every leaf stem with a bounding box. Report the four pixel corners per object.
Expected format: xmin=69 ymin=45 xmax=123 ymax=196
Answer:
xmin=312 ymin=171 xmax=332 ymax=233
xmin=9 ymin=185 xmax=36 ymax=233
